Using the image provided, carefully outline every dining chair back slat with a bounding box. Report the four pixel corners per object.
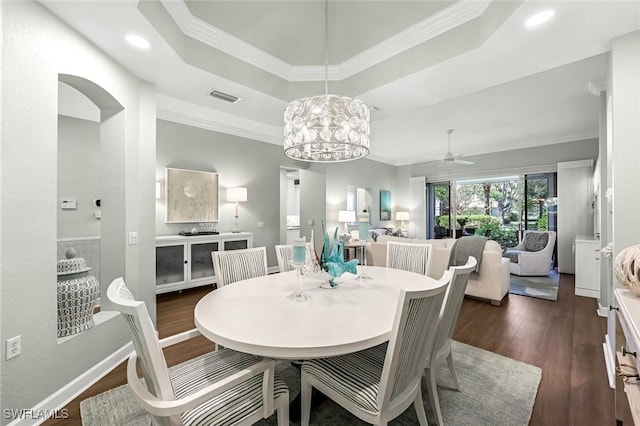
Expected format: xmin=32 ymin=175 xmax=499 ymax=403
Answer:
xmin=379 ymin=271 xmax=451 ymax=409
xmin=107 ymin=278 xmax=181 ymax=425
xmin=213 ymin=247 xmax=268 ymax=287
xmin=386 ymin=241 xmax=432 ymax=275
xmin=425 ymin=256 xmax=477 ymax=425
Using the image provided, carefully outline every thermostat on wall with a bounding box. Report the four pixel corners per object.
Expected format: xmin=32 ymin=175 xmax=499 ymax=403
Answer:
xmin=61 ymin=199 xmax=77 ymax=210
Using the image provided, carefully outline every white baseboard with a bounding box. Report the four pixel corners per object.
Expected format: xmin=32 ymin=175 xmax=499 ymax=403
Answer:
xmin=597 ymin=302 xmax=609 ymax=318
xmin=7 ymin=342 xmax=133 ymax=426
xmin=575 ymin=287 xmax=599 ymax=299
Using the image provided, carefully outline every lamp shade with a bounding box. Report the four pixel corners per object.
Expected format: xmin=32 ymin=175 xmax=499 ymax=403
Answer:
xmin=226 ymin=187 xmax=247 ymax=202
xmin=395 ymin=211 xmax=410 ymax=221
xmin=338 ymin=210 xmax=356 ymax=223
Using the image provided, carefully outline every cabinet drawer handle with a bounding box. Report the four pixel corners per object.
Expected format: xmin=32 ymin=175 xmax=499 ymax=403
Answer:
xmin=623 ymin=347 xmax=637 ymax=357
xmin=610 ymin=305 xmax=619 ymax=311
xmin=184 ymin=260 xmax=188 ymax=264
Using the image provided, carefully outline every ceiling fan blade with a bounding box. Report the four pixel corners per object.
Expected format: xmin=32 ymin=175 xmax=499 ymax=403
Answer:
xmin=454 ymin=158 xmax=475 ymax=165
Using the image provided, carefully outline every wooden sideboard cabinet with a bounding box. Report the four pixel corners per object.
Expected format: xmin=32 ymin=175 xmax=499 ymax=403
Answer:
xmin=614 ymin=288 xmax=640 ymax=424
xmin=155 ymin=232 xmax=253 ymax=294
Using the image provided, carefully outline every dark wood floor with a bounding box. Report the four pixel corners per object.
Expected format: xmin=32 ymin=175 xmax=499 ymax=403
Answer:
xmin=45 ymin=273 xmax=614 ymax=425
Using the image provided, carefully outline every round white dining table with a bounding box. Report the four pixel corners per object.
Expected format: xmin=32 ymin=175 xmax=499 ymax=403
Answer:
xmin=194 ymin=265 xmax=440 ymax=360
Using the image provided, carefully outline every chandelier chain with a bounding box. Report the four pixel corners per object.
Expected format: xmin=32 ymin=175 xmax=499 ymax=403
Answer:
xmin=324 ymin=0 xmax=329 ymax=95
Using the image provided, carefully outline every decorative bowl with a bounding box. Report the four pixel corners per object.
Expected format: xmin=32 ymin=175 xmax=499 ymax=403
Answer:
xmin=615 ymin=245 xmax=640 ymax=296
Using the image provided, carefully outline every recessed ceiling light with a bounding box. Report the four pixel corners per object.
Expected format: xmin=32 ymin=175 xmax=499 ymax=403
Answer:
xmin=125 ymin=34 xmax=150 ymax=50
xmin=525 ymin=10 xmax=555 ymax=28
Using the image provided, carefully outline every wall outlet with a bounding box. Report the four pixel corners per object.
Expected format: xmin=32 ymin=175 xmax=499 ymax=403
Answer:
xmin=257 ymin=222 xmax=265 ymax=228
xmin=6 ymin=335 xmax=21 ymax=360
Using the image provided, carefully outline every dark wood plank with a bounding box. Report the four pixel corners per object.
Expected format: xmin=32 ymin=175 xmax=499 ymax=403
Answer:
xmin=45 ymin=274 xmax=615 ymax=425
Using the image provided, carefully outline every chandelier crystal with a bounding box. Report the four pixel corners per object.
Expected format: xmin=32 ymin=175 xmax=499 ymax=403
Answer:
xmin=283 ymin=1 xmax=371 ymax=162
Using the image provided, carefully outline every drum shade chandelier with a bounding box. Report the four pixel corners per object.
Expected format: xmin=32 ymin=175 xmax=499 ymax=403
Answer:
xmin=283 ymin=0 xmax=371 ymax=163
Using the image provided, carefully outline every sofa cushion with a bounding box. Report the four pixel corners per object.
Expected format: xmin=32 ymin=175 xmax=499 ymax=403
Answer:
xmin=523 ymin=232 xmax=549 ymax=252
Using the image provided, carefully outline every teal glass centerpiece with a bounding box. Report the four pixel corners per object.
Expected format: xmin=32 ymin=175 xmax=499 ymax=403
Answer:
xmin=321 ymin=221 xmax=358 ymax=287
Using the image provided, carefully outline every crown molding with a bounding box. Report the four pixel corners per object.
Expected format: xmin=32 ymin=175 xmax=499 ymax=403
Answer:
xmin=338 ymin=0 xmax=491 ymax=80
xmin=161 ymin=0 xmax=491 ymax=82
xmin=156 ymin=95 xmax=283 ymax=145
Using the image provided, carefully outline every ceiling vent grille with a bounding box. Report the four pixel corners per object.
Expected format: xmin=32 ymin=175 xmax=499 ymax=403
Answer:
xmin=209 ymin=90 xmax=241 ymax=104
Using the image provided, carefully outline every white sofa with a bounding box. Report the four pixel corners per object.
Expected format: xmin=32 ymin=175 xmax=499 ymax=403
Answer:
xmin=367 ymin=235 xmax=510 ymax=306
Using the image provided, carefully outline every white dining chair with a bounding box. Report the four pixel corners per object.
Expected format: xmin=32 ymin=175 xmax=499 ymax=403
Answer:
xmin=386 ymin=241 xmax=433 ymax=276
xmin=106 ymin=277 xmax=289 ymax=426
xmin=424 ymin=256 xmax=477 ymax=426
xmin=212 ymin=247 xmax=268 ymax=288
xmin=274 ymin=243 xmax=314 ymax=273
xmin=300 ymin=271 xmax=451 ymax=426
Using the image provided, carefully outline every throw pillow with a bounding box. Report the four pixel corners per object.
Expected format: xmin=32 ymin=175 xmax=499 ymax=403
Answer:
xmin=523 ymin=232 xmax=549 ymax=252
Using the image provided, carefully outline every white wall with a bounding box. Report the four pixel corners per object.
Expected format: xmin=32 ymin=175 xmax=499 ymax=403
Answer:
xmin=1 ymin=1 xmax=156 ymax=419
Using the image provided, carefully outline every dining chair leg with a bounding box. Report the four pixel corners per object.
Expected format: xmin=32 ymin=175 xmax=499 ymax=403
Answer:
xmin=276 ymin=397 xmax=289 ymax=426
xmin=426 ymin=367 xmax=444 ymax=426
xmin=447 ymin=351 xmax=461 ymax=391
xmin=413 ymin=391 xmax=429 ymax=426
xmin=300 ymin=372 xmax=312 ymax=426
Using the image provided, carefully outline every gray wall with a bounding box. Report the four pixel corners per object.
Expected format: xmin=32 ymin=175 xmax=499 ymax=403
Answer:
xmin=611 ymin=31 xmax=640 ymax=270
xmin=58 ymin=116 xmax=101 ymax=239
xmin=155 ymin=120 xmax=404 ymax=267
xmin=1 ymin=1 xmax=156 ymax=419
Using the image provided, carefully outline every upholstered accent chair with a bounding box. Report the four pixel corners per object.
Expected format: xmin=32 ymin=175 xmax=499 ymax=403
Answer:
xmin=299 ymin=272 xmax=451 ymax=426
xmin=212 ymin=247 xmax=268 ymax=287
xmin=274 ymin=243 xmax=314 ymax=273
xmin=107 ymin=277 xmax=289 ymax=426
xmin=424 ymin=256 xmax=477 ymax=426
xmin=386 ymin=241 xmax=433 ymax=276
xmin=503 ymin=231 xmax=557 ymax=276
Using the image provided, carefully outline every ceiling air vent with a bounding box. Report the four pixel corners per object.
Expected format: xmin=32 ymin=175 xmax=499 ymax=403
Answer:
xmin=209 ymin=89 xmax=241 ymax=104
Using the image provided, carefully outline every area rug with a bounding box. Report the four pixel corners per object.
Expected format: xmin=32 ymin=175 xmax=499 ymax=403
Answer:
xmin=509 ymin=270 xmax=560 ymax=301
xmin=81 ymin=341 xmax=541 ymax=426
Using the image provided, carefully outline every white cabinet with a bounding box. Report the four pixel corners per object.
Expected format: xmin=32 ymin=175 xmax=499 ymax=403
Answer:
xmin=574 ymin=236 xmax=600 ymax=298
xmin=614 ymin=289 xmax=640 ymax=424
xmin=155 ymin=232 xmax=253 ymax=294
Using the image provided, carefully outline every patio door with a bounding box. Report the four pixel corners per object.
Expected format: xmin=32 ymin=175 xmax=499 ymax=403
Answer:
xmin=427 ymin=181 xmax=451 ymax=239
xmin=524 ymin=172 xmax=557 ymax=266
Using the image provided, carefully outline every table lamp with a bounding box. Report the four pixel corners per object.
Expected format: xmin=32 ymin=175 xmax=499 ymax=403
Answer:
xmin=396 ymin=211 xmax=410 ymax=228
xmin=227 ymin=187 xmax=247 ymax=233
xmin=338 ymin=210 xmax=356 ymax=241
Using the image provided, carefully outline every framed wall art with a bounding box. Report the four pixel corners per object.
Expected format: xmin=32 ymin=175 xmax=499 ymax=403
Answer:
xmin=380 ymin=189 xmax=392 ymax=220
xmin=165 ymin=167 xmax=219 ymax=223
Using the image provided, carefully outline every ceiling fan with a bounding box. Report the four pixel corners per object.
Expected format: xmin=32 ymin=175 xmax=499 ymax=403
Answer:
xmin=442 ymin=129 xmax=474 ymax=165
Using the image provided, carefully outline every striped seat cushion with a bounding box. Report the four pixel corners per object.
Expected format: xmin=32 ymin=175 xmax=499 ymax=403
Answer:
xmin=301 ymin=343 xmax=388 ymax=415
xmin=169 ymin=348 xmax=287 ymax=426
